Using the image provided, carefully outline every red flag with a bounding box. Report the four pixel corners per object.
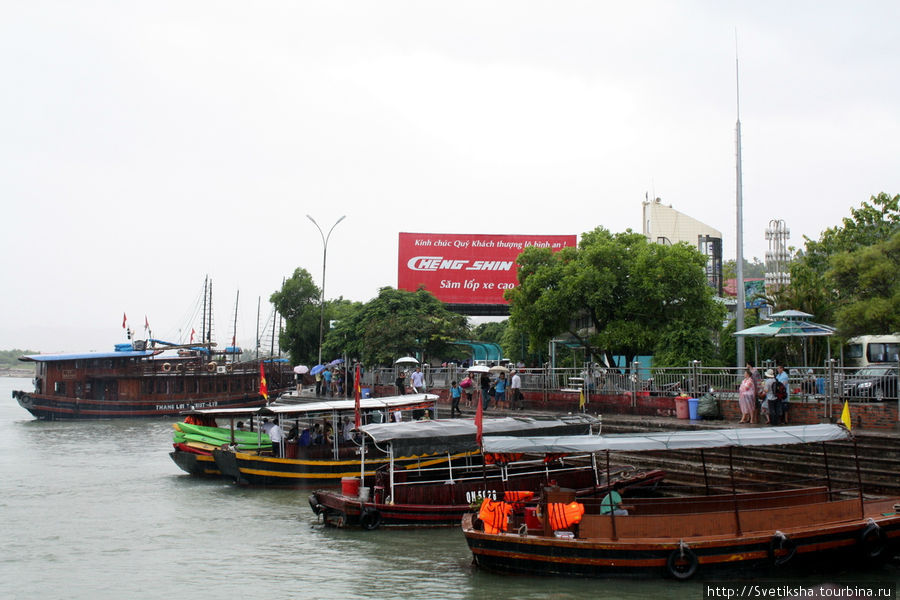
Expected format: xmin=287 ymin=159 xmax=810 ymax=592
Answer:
xmin=190 ymin=328 xmax=195 ymax=343
xmin=475 ymin=392 xmax=484 ymax=445
xmin=354 ymin=364 xmax=362 ymax=428
xmin=122 ymin=313 xmax=127 ymax=329
xmin=259 ymin=362 xmax=268 ymax=401
xmin=144 ymin=315 xmax=149 ymax=331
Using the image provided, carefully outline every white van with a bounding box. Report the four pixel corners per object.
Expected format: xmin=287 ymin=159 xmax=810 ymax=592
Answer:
xmin=845 ymin=335 xmax=900 ymax=367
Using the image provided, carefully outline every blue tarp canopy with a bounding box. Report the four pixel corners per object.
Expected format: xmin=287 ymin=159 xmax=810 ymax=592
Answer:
xmin=20 ymin=350 xmax=157 ymax=362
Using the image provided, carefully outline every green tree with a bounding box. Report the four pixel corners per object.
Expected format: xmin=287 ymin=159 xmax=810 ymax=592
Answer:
xmin=270 ymin=268 xmax=321 ymax=365
xmin=772 ymin=192 xmax=900 ymax=342
xmin=828 ymin=230 xmax=900 ymax=336
xmin=471 ymin=321 xmax=507 ymax=345
xmin=723 ymin=257 xmax=767 ymax=281
xmin=506 ymin=227 xmax=725 ymax=370
xmin=322 ymin=287 xmax=469 ymax=366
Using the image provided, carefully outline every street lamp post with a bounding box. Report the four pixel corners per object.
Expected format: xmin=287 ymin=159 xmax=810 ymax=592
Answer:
xmin=307 ymin=214 xmax=346 ymax=366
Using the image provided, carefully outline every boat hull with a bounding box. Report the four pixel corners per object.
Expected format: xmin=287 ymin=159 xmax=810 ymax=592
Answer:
xmin=169 ymin=449 xmax=221 ymax=477
xmin=13 ymin=390 xmax=269 ymax=420
xmin=462 ymin=497 xmax=900 ymax=579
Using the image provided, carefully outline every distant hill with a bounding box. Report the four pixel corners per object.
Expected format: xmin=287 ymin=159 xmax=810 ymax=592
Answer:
xmin=0 ymin=349 xmax=37 ymax=376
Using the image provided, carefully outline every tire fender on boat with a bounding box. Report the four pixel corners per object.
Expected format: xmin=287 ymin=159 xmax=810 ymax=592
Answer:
xmin=207 ymin=361 xmax=217 ymax=372
xmin=161 ymin=362 xmax=171 ymax=372
xmin=360 ymin=508 xmax=382 ymax=531
xmin=859 ymin=519 xmax=888 ymax=561
xmin=768 ymin=530 xmax=797 ymax=566
xmin=308 ymin=495 xmax=322 ymax=515
xmin=175 ymin=363 xmax=184 ymax=372
xmin=667 ymin=541 xmax=698 ymax=580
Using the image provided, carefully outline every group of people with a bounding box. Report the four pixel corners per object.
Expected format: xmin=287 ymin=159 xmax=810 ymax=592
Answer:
xmin=314 ymin=368 xmax=346 ymax=397
xmin=447 ymin=369 xmax=523 ymax=417
xmin=738 ymin=363 xmax=791 ymax=425
xmin=394 ymin=366 xmax=427 ymax=395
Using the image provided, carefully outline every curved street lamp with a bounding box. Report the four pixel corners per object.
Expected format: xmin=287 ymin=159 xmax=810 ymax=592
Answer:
xmin=307 ymin=214 xmax=346 ymax=366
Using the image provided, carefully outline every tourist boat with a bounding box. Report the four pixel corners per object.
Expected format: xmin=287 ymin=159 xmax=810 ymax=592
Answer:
xmin=309 ymin=415 xmax=665 ymax=530
xmin=462 ymin=424 xmax=900 ymax=579
xmin=12 ymin=340 xmax=291 ymax=420
xmin=176 ymin=394 xmax=445 ymax=487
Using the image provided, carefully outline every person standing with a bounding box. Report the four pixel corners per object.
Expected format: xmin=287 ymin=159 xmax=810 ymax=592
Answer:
xmin=460 ymin=374 xmax=474 ymax=408
xmin=494 ymin=372 xmax=507 ymax=410
xmin=480 ymin=372 xmax=491 ymax=410
xmin=395 ymin=370 xmax=407 ymax=395
xmin=410 ymin=367 xmax=425 ymax=394
xmin=269 ymin=419 xmax=283 ymax=457
xmin=315 ymin=370 xmax=323 ymax=396
xmin=776 ymin=365 xmax=790 ymax=424
xmin=322 ymin=368 xmax=333 ymax=397
xmin=738 ymin=369 xmax=756 ymax=424
xmin=449 ymin=381 xmax=462 ymax=417
xmin=763 ymin=368 xmax=779 ymax=425
xmin=510 ymin=369 xmax=523 ymax=410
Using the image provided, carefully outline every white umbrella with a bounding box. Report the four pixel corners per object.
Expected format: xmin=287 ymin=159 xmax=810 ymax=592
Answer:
xmin=467 ymin=365 xmax=490 ymax=373
xmin=489 ymin=365 xmax=509 ymax=374
xmin=293 ymin=365 xmax=309 ymax=375
xmin=395 ymin=356 xmax=419 ymax=365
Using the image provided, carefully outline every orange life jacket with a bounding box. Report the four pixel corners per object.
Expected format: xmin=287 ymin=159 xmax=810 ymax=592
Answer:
xmin=547 ymin=501 xmax=585 ymax=530
xmin=479 ymin=499 xmax=513 ymax=534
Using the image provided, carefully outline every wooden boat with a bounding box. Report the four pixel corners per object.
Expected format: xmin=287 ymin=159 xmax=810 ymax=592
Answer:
xmin=174 ymin=394 xmax=447 ymax=487
xmin=461 ymin=424 xmax=900 ymax=579
xmin=12 ymin=340 xmax=291 ymax=420
xmin=309 ymin=415 xmax=659 ymax=529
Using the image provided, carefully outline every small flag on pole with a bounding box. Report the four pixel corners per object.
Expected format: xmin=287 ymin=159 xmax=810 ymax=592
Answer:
xmin=190 ymin=328 xmax=195 ymax=343
xmin=122 ymin=313 xmax=127 ymax=329
xmin=840 ymin=400 xmax=852 ymax=431
xmin=144 ymin=315 xmax=149 ymax=331
xmin=259 ymin=362 xmax=268 ymax=402
xmin=354 ymin=364 xmax=362 ymax=428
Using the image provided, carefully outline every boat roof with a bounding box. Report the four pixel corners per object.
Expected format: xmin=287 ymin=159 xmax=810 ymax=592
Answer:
xmin=481 ymin=424 xmax=850 ymax=454
xmin=19 ymin=350 xmax=158 ymax=362
xmin=360 ymin=414 xmax=599 ymax=456
xmin=180 ymin=394 xmax=438 ymax=419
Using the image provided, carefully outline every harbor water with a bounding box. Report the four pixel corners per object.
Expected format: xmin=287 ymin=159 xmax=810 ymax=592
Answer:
xmin=1 ymin=376 xmax=898 ymax=599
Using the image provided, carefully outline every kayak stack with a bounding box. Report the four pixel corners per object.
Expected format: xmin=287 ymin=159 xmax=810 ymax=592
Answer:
xmin=172 ymin=422 xmax=272 ymax=456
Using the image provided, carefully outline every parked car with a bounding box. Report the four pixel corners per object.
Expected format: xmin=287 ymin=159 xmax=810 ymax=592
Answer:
xmin=842 ymin=366 xmax=898 ymax=401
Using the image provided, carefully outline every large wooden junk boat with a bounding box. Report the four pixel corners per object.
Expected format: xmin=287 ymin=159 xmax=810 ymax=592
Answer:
xmin=12 ymin=340 xmax=291 ymax=420
xmin=462 ymin=424 xmax=900 ymax=579
xmin=175 ymin=394 xmax=445 ymax=487
xmin=309 ymin=415 xmax=664 ymax=530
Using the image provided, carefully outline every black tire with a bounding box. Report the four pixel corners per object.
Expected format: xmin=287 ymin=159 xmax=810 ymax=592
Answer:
xmin=667 ymin=546 xmax=698 ymax=580
xmin=859 ymin=522 xmax=888 ymax=561
xmin=768 ymin=533 xmax=797 ymax=566
xmin=308 ymin=494 xmax=322 ymax=515
xmin=360 ymin=508 xmax=382 ymax=531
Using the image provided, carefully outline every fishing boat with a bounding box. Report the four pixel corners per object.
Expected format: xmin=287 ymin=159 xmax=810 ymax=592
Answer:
xmin=309 ymin=415 xmax=665 ymax=530
xmin=12 ymin=340 xmax=291 ymax=420
xmin=177 ymin=394 xmax=446 ymax=487
xmin=462 ymin=424 xmax=900 ymax=579
xmin=169 ymin=415 xmax=274 ymax=477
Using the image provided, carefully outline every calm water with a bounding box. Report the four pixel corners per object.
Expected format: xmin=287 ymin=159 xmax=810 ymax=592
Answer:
xmin=2 ymin=376 xmax=898 ymax=600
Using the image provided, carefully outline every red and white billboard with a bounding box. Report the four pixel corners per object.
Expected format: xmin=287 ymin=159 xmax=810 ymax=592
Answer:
xmin=398 ymin=232 xmax=577 ymax=305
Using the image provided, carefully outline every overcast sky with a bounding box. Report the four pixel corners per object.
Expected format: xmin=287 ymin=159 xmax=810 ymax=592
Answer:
xmin=2 ymin=1 xmax=898 ymax=353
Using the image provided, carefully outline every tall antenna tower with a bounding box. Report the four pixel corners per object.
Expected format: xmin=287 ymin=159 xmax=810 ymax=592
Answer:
xmin=735 ymin=34 xmax=746 ymax=368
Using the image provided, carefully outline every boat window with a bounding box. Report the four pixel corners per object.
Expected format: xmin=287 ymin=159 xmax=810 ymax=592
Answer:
xmin=142 ymin=379 xmax=154 ymax=394
xmin=157 ymin=378 xmax=167 ymax=394
xmin=54 ymin=381 xmax=66 ymax=395
xmin=174 ymin=378 xmax=184 ymax=393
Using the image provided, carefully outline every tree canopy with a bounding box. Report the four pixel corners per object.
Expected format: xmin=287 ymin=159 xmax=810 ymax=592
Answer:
xmin=774 ymin=193 xmax=900 ymax=339
xmin=322 ymin=287 xmax=469 ymax=366
xmin=506 ymin=227 xmax=725 ymax=369
xmin=270 ymin=268 xmax=322 ymax=365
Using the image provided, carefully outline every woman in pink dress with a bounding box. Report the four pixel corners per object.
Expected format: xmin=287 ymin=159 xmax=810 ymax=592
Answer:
xmin=738 ymin=368 xmax=757 ymax=423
